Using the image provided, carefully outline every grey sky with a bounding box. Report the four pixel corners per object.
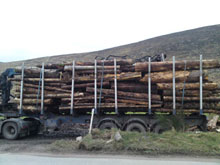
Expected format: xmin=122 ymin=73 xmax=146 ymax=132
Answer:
xmin=0 ymin=0 xmax=219 ymax=62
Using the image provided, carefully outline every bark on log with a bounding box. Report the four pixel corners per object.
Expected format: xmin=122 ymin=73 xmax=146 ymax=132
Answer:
xmin=9 ymin=78 xmax=62 ymax=83
xmin=61 ymin=81 xmax=110 ymax=90
xmin=106 ymin=98 xmax=161 ymax=107
xmin=37 ymin=63 xmax=65 ymax=70
xmin=111 ymin=82 xmax=157 ymax=93
xmin=135 ymin=60 xmax=220 ymax=72
xmin=154 ymin=108 xmax=220 ymax=114
xmin=162 ymin=90 xmax=213 ymax=97
xmin=16 ymin=83 xmax=71 ymax=93
xmin=15 ymin=88 xmax=53 ymax=94
xmin=140 ymin=71 xmax=208 ymax=83
xmin=64 ymin=59 xmax=134 ymax=66
xmin=76 ymin=69 xmax=120 ymax=74
xmin=64 ymin=65 xmax=120 ymax=71
xmin=62 ymin=72 xmax=141 ymax=82
xmin=104 ymin=95 xmax=163 ymax=104
xmin=157 ymin=83 xmax=218 ymax=90
xmin=15 ymin=67 xmax=60 ymax=78
xmin=59 ymin=103 xmax=150 ymax=110
xmin=163 ymin=96 xmax=220 ymax=102
xmin=86 ymin=87 xmax=161 ymax=100
xmin=14 ymin=98 xmax=53 ymax=105
xmin=16 ymin=105 xmax=48 ymax=112
xmin=61 ymin=96 xmax=102 ymax=103
xmin=15 ymin=93 xmax=83 ymax=98
xmin=164 ymin=102 xmax=220 ymax=110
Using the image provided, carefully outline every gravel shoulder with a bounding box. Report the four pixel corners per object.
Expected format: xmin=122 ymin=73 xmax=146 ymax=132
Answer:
xmin=0 ymin=134 xmax=61 ymax=153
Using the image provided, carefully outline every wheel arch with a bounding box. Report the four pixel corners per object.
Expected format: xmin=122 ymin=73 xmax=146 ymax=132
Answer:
xmin=0 ymin=118 xmax=30 ymax=134
xmin=0 ymin=119 xmax=20 ymax=134
xmin=122 ymin=118 xmax=149 ymax=131
xmin=97 ymin=118 xmax=121 ymax=129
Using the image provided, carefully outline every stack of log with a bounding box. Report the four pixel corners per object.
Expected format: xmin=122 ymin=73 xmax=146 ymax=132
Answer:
xmin=9 ymin=58 xmax=220 ymax=114
xmin=135 ymin=60 xmax=220 ymax=113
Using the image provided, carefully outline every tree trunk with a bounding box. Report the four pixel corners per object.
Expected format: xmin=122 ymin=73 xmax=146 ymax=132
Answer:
xmin=111 ymin=82 xmax=158 ymax=93
xmin=140 ymin=70 xmax=208 ymax=83
xmin=9 ymin=78 xmax=62 ymax=83
xmin=162 ymin=89 xmax=213 ymax=97
xmin=157 ymin=83 xmax=218 ymax=90
xmin=15 ymin=67 xmax=60 ymax=78
xmin=86 ymin=87 xmax=161 ymax=100
xmin=135 ymin=60 xmax=220 ymax=72
xmin=164 ymin=102 xmax=220 ymax=110
xmin=64 ymin=65 xmax=120 ymax=71
xmin=61 ymin=81 xmax=110 ymax=90
xmin=14 ymin=98 xmax=53 ymax=104
xmin=15 ymin=92 xmax=83 ymax=98
xmin=163 ymin=96 xmax=220 ymax=102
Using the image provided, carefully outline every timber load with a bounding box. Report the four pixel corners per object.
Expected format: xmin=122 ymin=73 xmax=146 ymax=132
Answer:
xmin=9 ymin=58 xmax=220 ymax=115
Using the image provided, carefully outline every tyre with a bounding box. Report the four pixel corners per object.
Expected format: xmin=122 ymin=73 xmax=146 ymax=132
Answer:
xmin=2 ymin=122 xmax=19 ymax=140
xmin=153 ymin=124 xmax=169 ymax=134
xmin=125 ymin=123 xmax=146 ymax=133
xmin=99 ymin=122 xmax=117 ymax=130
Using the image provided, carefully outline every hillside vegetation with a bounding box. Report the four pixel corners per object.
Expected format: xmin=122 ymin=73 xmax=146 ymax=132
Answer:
xmin=0 ymin=25 xmax=220 ymax=81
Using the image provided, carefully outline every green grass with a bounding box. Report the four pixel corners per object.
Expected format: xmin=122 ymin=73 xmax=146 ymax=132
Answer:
xmin=49 ymin=129 xmax=220 ymax=156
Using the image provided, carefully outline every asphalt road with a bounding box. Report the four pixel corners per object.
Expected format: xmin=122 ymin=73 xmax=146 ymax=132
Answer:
xmin=0 ymin=154 xmax=220 ymax=165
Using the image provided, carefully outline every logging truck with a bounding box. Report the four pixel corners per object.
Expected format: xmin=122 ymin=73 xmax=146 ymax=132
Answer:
xmin=0 ymin=55 xmax=219 ymax=139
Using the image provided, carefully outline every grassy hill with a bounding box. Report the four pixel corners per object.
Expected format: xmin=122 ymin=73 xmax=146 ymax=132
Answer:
xmin=0 ymin=24 xmax=220 ymax=81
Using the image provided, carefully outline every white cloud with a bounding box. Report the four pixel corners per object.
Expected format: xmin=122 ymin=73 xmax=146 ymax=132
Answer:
xmin=0 ymin=0 xmax=219 ymax=62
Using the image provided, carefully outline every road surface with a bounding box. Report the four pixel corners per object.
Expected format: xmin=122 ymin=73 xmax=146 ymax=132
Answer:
xmin=0 ymin=153 xmax=219 ymax=165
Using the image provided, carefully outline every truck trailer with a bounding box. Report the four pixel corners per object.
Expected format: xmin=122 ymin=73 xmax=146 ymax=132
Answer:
xmin=0 ymin=54 xmax=219 ymax=139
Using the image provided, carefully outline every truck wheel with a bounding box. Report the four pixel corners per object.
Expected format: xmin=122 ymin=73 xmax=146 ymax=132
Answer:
xmin=125 ymin=123 xmax=146 ymax=133
xmin=2 ymin=122 xmax=19 ymax=140
xmin=99 ymin=122 xmax=117 ymax=130
xmin=153 ymin=124 xmax=169 ymax=134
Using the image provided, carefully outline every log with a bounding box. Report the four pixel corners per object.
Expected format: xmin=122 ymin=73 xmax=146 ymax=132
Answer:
xmin=15 ymin=93 xmax=83 ymax=99
xmin=59 ymin=103 xmax=150 ymax=110
xmin=163 ymin=96 xmax=220 ymax=102
xmin=140 ymin=70 xmax=208 ymax=83
xmin=14 ymin=98 xmax=53 ymax=105
xmin=106 ymin=98 xmax=161 ymax=107
xmin=164 ymin=102 xmax=220 ymax=110
xmin=86 ymin=87 xmax=161 ymax=100
xmin=64 ymin=65 xmax=120 ymax=71
xmin=120 ymin=65 xmax=135 ymax=72
xmin=16 ymin=83 xmax=71 ymax=93
xmin=162 ymin=90 xmax=213 ymax=97
xmin=16 ymin=105 xmax=48 ymax=112
xmin=154 ymin=108 xmax=220 ymax=114
xmin=104 ymin=95 xmax=163 ymax=104
xmin=65 ymin=59 xmax=134 ymax=66
xmin=135 ymin=60 xmax=220 ymax=72
xmin=9 ymin=78 xmax=62 ymax=83
xmin=61 ymin=96 xmax=102 ymax=103
xmin=76 ymin=69 xmax=120 ymax=74
xmin=15 ymin=88 xmax=53 ymax=94
xmin=111 ymin=82 xmax=157 ymax=93
xmin=157 ymin=83 xmax=218 ymax=90
xmin=62 ymin=72 xmax=141 ymax=82
xmin=61 ymin=81 xmax=110 ymax=90
xmin=14 ymin=81 xmax=65 ymax=87
xmin=15 ymin=67 xmax=60 ymax=78
xmin=37 ymin=63 xmax=65 ymax=70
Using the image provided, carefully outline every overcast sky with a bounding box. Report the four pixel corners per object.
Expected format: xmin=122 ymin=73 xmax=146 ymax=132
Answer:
xmin=0 ymin=0 xmax=219 ymax=62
